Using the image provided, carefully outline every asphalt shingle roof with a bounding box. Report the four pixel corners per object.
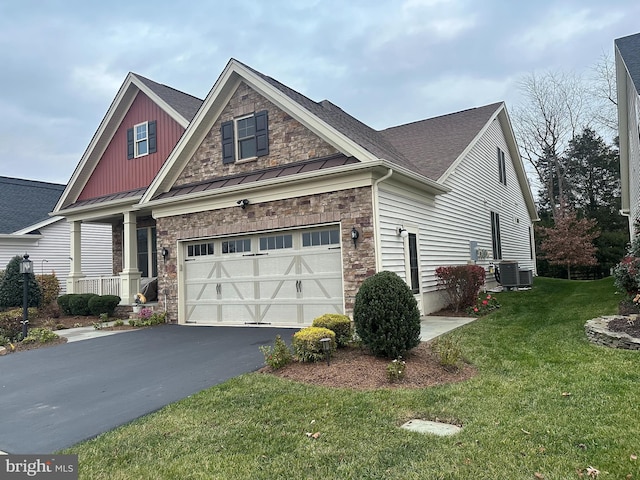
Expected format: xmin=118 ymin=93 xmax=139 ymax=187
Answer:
xmin=237 ymin=59 xmax=501 ymax=181
xmin=0 ymin=177 xmax=65 ymax=233
xmin=616 ymin=32 xmax=640 ymax=95
xmin=133 ymin=74 xmax=204 ymax=122
xmin=380 ymin=103 xmax=503 ymax=180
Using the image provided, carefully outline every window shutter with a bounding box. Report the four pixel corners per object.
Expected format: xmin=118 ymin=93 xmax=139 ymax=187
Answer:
xmin=221 ymin=120 xmax=235 ymax=164
xmin=127 ymin=128 xmax=134 ymax=159
xmin=254 ymin=110 xmax=269 ymax=157
xmin=148 ymin=120 xmax=157 ymax=154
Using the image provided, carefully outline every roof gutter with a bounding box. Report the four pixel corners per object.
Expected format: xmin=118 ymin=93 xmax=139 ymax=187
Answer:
xmin=372 ymin=168 xmax=394 ymax=272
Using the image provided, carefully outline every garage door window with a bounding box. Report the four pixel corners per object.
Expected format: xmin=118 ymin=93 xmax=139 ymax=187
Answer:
xmin=260 ymin=234 xmax=293 ymax=251
xmin=187 ymin=242 xmax=214 ymax=257
xmin=302 ymin=229 xmax=340 ymax=247
xmin=222 ymin=238 xmax=251 ymax=254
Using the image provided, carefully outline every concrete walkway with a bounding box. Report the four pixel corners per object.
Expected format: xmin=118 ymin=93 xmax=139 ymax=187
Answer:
xmin=420 ymin=315 xmax=477 ymax=341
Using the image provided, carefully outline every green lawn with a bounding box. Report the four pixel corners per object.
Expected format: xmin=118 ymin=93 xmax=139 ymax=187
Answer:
xmin=64 ymin=277 xmax=640 ymax=479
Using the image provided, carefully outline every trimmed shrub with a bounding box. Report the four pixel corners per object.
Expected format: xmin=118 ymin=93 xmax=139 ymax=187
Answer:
xmin=0 ymin=307 xmax=37 ymax=342
xmin=259 ymin=335 xmax=293 ymax=370
xmin=311 ymin=313 xmax=352 ymax=347
xmin=435 ymin=265 xmax=486 ymax=312
xmin=68 ymin=293 xmax=98 ymax=316
xmin=88 ymin=295 xmax=121 ymax=316
xmin=353 ymin=271 xmax=421 ymax=359
xmin=292 ymin=326 xmax=336 ymax=363
xmin=57 ymin=294 xmax=73 ymax=315
xmin=0 ymin=255 xmax=42 ymax=308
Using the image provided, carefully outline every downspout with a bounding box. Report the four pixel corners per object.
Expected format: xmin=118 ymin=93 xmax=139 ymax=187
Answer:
xmin=372 ymin=168 xmax=393 ymax=272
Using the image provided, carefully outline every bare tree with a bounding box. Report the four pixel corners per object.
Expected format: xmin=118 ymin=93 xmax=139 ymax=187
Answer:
xmin=512 ymin=71 xmax=591 ymax=220
xmin=588 ymin=53 xmax=618 ymax=137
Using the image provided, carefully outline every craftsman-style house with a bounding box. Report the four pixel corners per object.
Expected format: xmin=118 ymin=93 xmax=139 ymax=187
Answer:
xmin=53 ymin=59 xmax=538 ymax=326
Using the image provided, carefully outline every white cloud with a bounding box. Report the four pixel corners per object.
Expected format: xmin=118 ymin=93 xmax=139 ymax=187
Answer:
xmin=516 ymin=7 xmax=625 ymax=54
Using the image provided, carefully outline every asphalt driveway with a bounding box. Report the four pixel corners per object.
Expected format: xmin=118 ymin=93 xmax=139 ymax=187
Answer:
xmin=0 ymin=324 xmax=292 ymax=454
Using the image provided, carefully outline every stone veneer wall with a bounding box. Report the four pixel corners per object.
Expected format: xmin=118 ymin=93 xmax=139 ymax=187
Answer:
xmin=174 ymin=82 xmax=339 ymax=186
xmin=585 ymin=316 xmax=640 ymax=350
xmin=156 ymin=186 xmax=375 ymax=322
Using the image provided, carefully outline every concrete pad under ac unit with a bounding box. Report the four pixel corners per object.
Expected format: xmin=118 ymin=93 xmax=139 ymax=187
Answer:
xmin=400 ymin=419 xmax=461 ymax=436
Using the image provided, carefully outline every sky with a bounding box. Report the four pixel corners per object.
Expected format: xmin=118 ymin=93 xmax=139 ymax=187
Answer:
xmin=0 ymin=0 xmax=638 ymax=185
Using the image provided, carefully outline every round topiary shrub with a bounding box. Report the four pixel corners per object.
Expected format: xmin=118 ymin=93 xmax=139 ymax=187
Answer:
xmin=88 ymin=295 xmax=121 ymax=317
xmin=353 ymin=270 xmax=421 ymax=358
xmin=68 ymin=293 xmax=98 ymax=316
xmin=292 ymin=326 xmax=336 ymax=363
xmin=311 ymin=313 xmax=352 ymax=347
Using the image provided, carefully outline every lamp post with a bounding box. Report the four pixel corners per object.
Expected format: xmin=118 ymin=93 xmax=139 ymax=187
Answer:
xmin=20 ymin=253 xmax=33 ymax=339
xmin=320 ymin=337 xmax=332 ymax=366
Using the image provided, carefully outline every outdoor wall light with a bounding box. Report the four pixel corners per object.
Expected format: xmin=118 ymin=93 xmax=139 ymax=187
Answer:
xmin=351 ymin=226 xmax=360 ymax=248
xmin=161 ymin=247 xmax=169 ymax=259
xmin=397 ymin=227 xmax=409 ymax=238
xmin=237 ymin=199 xmax=250 ymax=209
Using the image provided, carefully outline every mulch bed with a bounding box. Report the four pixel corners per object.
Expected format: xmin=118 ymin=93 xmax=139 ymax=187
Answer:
xmin=260 ymin=342 xmax=477 ymax=390
xmin=607 ymin=317 xmax=640 ymax=338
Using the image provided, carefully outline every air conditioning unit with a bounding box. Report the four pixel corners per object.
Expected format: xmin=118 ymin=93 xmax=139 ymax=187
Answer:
xmin=519 ymin=269 xmax=533 ymax=287
xmin=499 ymin=261 xmax=519 ymax=288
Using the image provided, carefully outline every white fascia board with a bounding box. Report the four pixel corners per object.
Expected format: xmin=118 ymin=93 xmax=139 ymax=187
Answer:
xmin=616 ymin=46 xmax=630 ymax=212
xmin=0 ymin=234 xmax=42 ymax=247
xmin=498 ymin=107 xmax=540 ymax=222
xmin=142 ymin=59 xmax=383 ymax=204
xmin=12 ymin=216 xmax=62 ymax=235
xmin=131 ymin=75 xmax=190 ymax=129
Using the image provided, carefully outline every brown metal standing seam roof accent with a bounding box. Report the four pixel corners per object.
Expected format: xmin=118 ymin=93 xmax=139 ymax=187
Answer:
xmin=153 ymin=155 xmax=358 ymax=200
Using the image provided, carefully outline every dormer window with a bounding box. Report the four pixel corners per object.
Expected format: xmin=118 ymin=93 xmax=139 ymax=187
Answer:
xmin=221 ymin=111 xmax=269 ymax=164
xmin=127 ymin=120 xmax=157 ymax=159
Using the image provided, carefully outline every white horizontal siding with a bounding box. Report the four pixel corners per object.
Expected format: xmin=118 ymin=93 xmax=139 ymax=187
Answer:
xmin=378 ymin=117 xmax=536 ymax=313
xmin=628 ymin=85 xmax=640 ymax=232
xmin=0 ymin=220 xmax=113 ymax=295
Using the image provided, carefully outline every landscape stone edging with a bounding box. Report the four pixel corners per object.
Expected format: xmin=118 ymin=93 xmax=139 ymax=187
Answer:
xmin=585 ymin=316 xmax=640 ymax=350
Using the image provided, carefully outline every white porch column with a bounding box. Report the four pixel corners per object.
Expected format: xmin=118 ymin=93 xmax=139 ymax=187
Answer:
xmin=119 ymin=211 xmax=141 ymax=305
xmin=66 ymin=220 xmax=84 ymax=293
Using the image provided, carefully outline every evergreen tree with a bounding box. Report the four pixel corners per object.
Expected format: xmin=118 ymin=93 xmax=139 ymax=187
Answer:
xmin=0 ymin=255 xmax=42 ymax=308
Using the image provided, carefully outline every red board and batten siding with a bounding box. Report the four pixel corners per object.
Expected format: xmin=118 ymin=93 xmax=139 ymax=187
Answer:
xmin=78 ymin=91 xmax=186 ymax=201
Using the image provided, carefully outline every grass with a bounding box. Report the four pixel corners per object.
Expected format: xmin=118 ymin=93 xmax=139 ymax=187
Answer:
xmin=64 ymin=277 xmax=640 ymax=479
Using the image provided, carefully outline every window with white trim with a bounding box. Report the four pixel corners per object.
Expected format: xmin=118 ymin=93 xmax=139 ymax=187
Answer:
xmin=135 ymin=122 xmax=148 ymax=157
xmin=491 ymin=212 xmax=502 ymax=260
xmin=127 ymin=120 xmax=157 ymax=159
xmin=407 ymin=233 xmax=420 ymax=293
xmin=221 ymin=111 xmax=269 ymax=164
xmin=497 ymin=147 xmax=507 ymax=186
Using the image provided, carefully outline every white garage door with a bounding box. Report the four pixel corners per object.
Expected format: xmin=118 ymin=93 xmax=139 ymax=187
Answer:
xmin=182 ymin=227 xmax=344 ymax=326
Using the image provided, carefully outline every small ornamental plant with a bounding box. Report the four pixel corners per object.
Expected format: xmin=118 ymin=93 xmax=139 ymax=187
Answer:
xmin=259 ymin=335 xmax=293 ymax=370
xmin=386 ymin=358 xmax=406 ymax=382
xmin=139 ymin=307 xmax=153 ymax=319
xmin=467 ymin=293 xmax=500 ymax=316
xmin=431 ymin=336 xmax=463 ymax=371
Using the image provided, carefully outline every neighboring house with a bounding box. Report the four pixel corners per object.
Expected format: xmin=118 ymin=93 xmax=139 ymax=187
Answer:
xmin=616 ymin=32 xmax=640 ymax=239
xmin=0 ymin=176 xmax=112 ymax=294
xmin=53 ymin=59 xmax=538 ymax=326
